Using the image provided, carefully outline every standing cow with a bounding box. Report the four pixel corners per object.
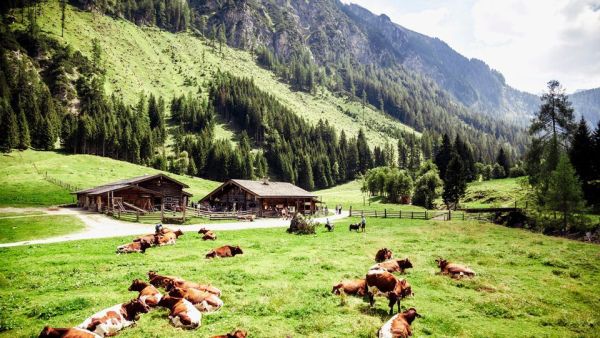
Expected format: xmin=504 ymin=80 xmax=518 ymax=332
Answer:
xmin=366 ymin=267 xmax=413 ymax=315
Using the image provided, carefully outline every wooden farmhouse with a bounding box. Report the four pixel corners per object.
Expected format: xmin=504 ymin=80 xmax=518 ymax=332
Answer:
xmin=74 ymin=174 xmax=192 ymax=213
xmin=199 ymin=179 xmax=319 ymax=216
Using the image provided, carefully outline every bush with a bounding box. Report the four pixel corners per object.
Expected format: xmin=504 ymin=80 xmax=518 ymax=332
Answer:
xmin=509 ymin=166 xmax=526 ymax=178
xmin=287 ymin=213 xmax=318 ymax=235
xmin=492 ymin=163 xmax=506 ymax=179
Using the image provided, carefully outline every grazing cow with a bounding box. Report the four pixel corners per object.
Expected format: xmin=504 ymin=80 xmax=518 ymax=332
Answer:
xmin=375 ymin=248 xmax=393 ymax=263
xmin=372 ymin=259 xmax=413 ymax=274
xmin=332 ymin=279 xmax=366 ymax=296
xmin=39 ymin=326 xmax=101 ymax=338
xmin=435 ymin=258 xmax=476 ymax=278
xmin=168 ymin=286 xmax=223 ymax=313
xmin=128 ymin=279 xmax=162 ymax=307
xmin=205 ymin=245 xmax=243 ymax=259
xmin=378 ymin=307 xmax=421 ymax=338
xmin=77 ymin=299 xmax=149 ymax=337
xmin=157 ymin=296 xmax=201 ymax=329
xmin=116 ymin=240 xmax=151 ymax=254
xmin=132 ymin=234 xmax=157 ymax=245
xmin=211 ymin=330 xmax=248 ymax=338
xmin=366 ymin=267 xmax=413 ymax=315
xmin=198 ymin=228 xmax=217 ymax=241
xmin=349 ymin=223 xmax=365 ymax=232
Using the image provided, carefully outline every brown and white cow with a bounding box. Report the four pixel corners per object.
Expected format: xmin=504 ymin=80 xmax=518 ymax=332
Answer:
xmin=128 ymin=279 xmax=162 ymax=307
xmin=375 ymin=248 xmax=393 ymax=263
xmin=372 ymin=259 xmax=413 ymax=274
xmin=148 ymin=271 xmax=179 ymax=288
xmin=157 ymin=296 xmax=202 ymax=329
xmin=168 ymin=286 xmax=223 ymax=313
xmin=332 ymin=279 xmax=367 ymax=296
xmin=77 ymin=299 xmax=149 ymax=337
xmin=155 ymin=229 xmax=184 ymax=246
xmin=435 ymin=258 xmax=476 ymax=278
xmin=116 ymin=240 xmax=151 ymax=254
xmin=149 ymin=271 xmax=222 ymax=296
xmin=205 ymin=245 xmax=243 ymax=259
xmin=39 ymin=326 xmax=101 ymax=338
xmin=378 ymin=307 xmax=421 ymax=338
xmin=366 ymin=267 xmax=413 ymax=315
xmin=211 ymin=329 xmax=248 ymax=338
xmin=198 ymin=228 xmax=217 ymax=241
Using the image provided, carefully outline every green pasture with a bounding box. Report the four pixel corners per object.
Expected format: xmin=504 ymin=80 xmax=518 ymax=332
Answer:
xmin=0 ymin=215 xmax=85 ymax=244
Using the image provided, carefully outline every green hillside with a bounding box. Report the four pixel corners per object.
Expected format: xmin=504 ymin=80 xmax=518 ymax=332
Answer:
xmin=0 ymin=150 xmax=219 ymax=207
xmin=32 ymin=1 xmax=416 ymax=147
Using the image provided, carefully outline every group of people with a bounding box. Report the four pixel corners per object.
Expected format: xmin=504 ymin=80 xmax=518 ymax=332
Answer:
xmin=334 ymin=205 xmax=343 ymax=214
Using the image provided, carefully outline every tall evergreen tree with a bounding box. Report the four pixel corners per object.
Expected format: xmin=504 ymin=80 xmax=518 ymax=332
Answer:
xmin=545 ymin=154 xmax=585 ymax=232
xmin=17 ymin=108 xmax=30 ymax=149
xmin=435 ymin=134 xmax=453 ymax=179
xmin=569 ymin=118 xmax=593 ymax=204
xmin=496 ymin=147 xmax=510 ymax=178
xmin=442 ymin=153 xmax=467 ymax=210
xmin=356 ymin=128 xmax=372 ymax=174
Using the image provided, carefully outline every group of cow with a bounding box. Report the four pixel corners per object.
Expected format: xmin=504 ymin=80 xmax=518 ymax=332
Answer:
xmin=115 ymin=227 xmax=244 ymax=259
xmin=39 ymin=271 xmax=247 ymax=338
xmin=332 ymin=248 xmax=476 ymax=338
xmin=116 ymin=227 xmax=185 ymax=254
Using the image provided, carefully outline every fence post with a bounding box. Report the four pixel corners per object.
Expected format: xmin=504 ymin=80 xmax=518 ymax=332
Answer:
xmin=384 ymin=209 xmax=387 ymax=218
xmin=425 ymin=210 xmax=428 ymax=220
xmin=448 ymin=210 xmax=451 ymax=221
xmin=349 ymin=206 xmax=352 ymax=217
xmin=136 ymin=211 xmax=140 ymax=222
xmin=375 ymin=210 xmax=378 ymax=217
xmin=399 ymin=210 xmax=402 ymax=219
xmin=462 ymin=212 xmax=465 ymax=221
xmin=411 ymin=211 xmax=414 ymax=219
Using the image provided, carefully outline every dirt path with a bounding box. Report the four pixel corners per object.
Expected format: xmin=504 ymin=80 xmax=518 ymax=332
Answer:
xmin=0 ymin=208 xmax=350 ymax=248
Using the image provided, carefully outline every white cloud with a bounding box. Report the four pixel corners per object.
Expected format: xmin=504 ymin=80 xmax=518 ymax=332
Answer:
xmin=340 ymin=0 xmax=600 ymax=93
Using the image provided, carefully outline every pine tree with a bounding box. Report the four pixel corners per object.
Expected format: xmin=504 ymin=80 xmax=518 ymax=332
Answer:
xmin=496 ymin=147 xmax=510 ymax=178
xmin=17 ymin=108 xmax=30 ymax=149
xmin=0 ymin=100 xmax=19 ymax=151
xmin=454 ymin=135 xmax=476 ymax=181
xmin=435 ymin=134 xmax=453 ymax=179
xmin=569 ymin=118 xmax=594 ymax=204
xmin=545 ymin=154 xmax=585 ymax=232
xmin=356 ymin=128 xmax=372 ymax=174
xmin=442 ymin=153 xmax=467 ymax=210
xmin=39 ymin=117 xmax=54 ymax=150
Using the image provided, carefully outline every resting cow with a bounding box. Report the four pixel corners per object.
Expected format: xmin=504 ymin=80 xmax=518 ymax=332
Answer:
xmin=39 ymin=326 xmax=101 ymax=338
xmin=375 ymin=248 xmax=393 ymax=263
xmin=128 ymin=279 xmax=162 ymax=307
xmin=205 ymin=245 xmax=243 ymax=259
xmin=366 ymin=267 xmax=413 ymax=315
xmin=378 ymin=307 xmax=421 ymax=338
xmin=332 ymin=279 xmax=366 ymax=296
xmin=372 ymin=259 xmax=413 ymax=274
xmin=211 ymin=330 xmax=248 ymax=338
xmin=116 ymin=240 xmax=151 ymax=254
xmin=198 ymin=228 xmax=217 ymax=241
xmin=157 ymin=296 xmax=201 ymax=329
xmin=168 ymin=286 xmax=223 ymax=313
xmin=77 ymin=299 xmax=149 ymax=337
xmin=149 ymin=271 xmax=222 ymax=296
xmin=132 ymin=234 xmax=157 ymax=245
xmin=435 ymin=258 xmax=475 ymax=278
xmin=155 ymin=229 xmax=184 ymax=246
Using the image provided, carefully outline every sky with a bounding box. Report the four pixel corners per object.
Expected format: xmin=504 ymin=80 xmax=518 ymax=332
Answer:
xmin=339 ymin=0 xmax=600 ymax=94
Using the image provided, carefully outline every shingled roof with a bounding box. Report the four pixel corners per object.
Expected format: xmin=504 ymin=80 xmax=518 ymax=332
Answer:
xmin=73 ymin=173 xmax=190 ymax=196
xmin=201 ymin=179 xmax=316 ymax=201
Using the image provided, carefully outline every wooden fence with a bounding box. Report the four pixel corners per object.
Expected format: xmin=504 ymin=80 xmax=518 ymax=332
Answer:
xmin=348 ymin=207 xmax=450 ymax=220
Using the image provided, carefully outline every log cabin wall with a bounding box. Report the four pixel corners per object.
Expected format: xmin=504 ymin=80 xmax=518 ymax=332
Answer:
xmin=139 ymin=179 xmax=185 ymax=205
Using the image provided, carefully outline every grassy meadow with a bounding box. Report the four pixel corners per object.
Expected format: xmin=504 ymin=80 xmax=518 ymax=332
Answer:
xmin=0 ymin=217 xmax=598 ymax=337
xmin=0 ymin=215 xmax=85 ymax=244
xmin=0 ymin=150 xmax=219 ymax=207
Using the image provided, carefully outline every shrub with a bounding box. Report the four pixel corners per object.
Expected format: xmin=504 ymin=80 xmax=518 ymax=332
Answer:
xmin=509 ymin=166 xmax=526 ymax=177
xmin=287 ymin=213 xmax=318 ymax=235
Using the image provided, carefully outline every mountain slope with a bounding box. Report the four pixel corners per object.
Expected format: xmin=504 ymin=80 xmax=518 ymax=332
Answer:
xmin=35 ymin=1 xmax=415 ymax=147
xmin=571 ymin=88 xmax=600 ymax=125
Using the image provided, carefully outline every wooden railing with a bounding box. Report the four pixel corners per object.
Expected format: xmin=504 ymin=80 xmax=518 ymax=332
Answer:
xmin=348 ymin=207 xmax=450 ymax=220
xmin=185 ymin=207 xmax=257 ymax=220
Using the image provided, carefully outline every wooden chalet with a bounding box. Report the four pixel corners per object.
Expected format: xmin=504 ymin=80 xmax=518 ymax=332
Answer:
xmin=199 ymin=179 xmax=319 ymax=216
xmin=73 ymin=174 xmax=192 ymax=213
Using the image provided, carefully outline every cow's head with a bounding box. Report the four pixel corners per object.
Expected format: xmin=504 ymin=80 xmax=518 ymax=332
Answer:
xmin=174 ymin=229 xmax=184 ymax=238
xmin=39 ymin=326 xmax=64 ymax=337
xmin=140 ymin=240 xmax=152 ymax=253
xmin=148 ymin=270 xmax=157 ymax=279
xmin=198 ymin=227 xmax=209 ymax=234
xmin=168 ymin=287 xmax=186 ymax=298
xmin=398 ymin=258 xmax=413 ymax=270
xmin=164 ymin=279 xmax=177 ymax=292
xmin=233 ymin=246 xmax=244 ymax=255
xmin=395 ymin=279 xmax=413 ymax=299
xmin=435 ymin=258 xmax=448 ymax=269
xmin=123 ymin=299 xmax=150 ymax=320
xmin=229 ymin=330 xmax=248 ymax=338
xmin=157 ymin=295 xmax=182 ymax=309
xmin=403 ymin=307 xmax=421 ymax=324
xmin=128 ymin=279 xmax=148 ymax=291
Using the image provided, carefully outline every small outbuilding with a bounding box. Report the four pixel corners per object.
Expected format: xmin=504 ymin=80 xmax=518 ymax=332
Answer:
xmin=199 ymin=179 xmax=319 ymax=216
xmin=74 ymin=174 xmax=192 ymax=213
